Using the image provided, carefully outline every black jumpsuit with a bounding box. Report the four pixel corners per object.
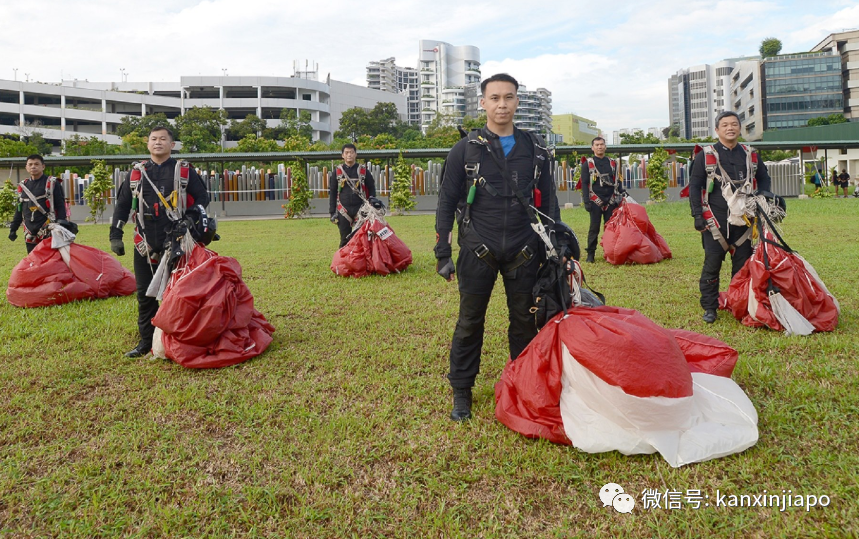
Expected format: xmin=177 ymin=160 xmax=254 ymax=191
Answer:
xmin=328 ymin=163 xmax=376 ymax=248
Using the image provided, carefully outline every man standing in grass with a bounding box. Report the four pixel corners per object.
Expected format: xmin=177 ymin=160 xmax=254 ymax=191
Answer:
xmin=328 ymin=143 xmax=378 ymax=248
xmin=435 ymin=73 xmax=569 ymax=421
xmin=109 ymin=126 xmax=210 ymax=358
xmin=581 ymin=137 xmax=626 ymax=263
xmin=8 ymin=154 xmax=67 ymax=254
xmin=689 ymin=111 xmax=771 ymax=324
xmin=836 ymin=169 xmax=850 ymax=198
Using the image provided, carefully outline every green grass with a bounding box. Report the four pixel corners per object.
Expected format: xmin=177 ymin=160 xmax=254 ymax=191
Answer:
xmin=1 ymin=198 xmax=858 ymax=538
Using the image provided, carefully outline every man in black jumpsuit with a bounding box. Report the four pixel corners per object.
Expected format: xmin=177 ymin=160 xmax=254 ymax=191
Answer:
xmin=689 ymin=111 xmax=771 ymax=324
xmin=582 ymin=137 xmax=626 ymax=263
xmin=8 ymin=154 xmax=68 ymax=254
xmin=435 ymin=73 xmax=564 ymax=421
xmin=109 ymin=127 xmax=210 ymax=357
xmin=328 ymin=143 xmax=377 ymax=248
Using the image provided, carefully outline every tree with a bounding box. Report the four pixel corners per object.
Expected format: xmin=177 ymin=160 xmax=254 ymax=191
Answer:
xmin=759 ymin=37 xmax=782 ymax=58
xmin=174 ymin=106 xmax=227 ymax=153
xmin=645 ymin=147 xmax=670 ymax=203
xmin=806 ymin=113 xmax=847 ymax=127
xmin=334 ymin=102 xmax=401 ymax=139
xmin=83 ymin=160 xmax=114 ymax=223
xmin=63 ymin=135 xmax=119 ymax=156
xmin=619 ymin=130 xmax=661 ymax=145
xmin=461 ymin=114 xmax=486 ymax=132
xmin=228 ymin=114 xmax=267 ymax=141
xmin=271 ymin=109 xmax=313 ymax=142
xmin=117 ymin=113 xmax=170 ymax=138
xmin=233 ymin=133 xmax=280 ymax=153
xmin=0 ymin=179 xmax=17 ymax=226
xmin=389 ymin=153 xmax=416 ymax=214
xmin=0 ymin=137 xmax=39 ymax=158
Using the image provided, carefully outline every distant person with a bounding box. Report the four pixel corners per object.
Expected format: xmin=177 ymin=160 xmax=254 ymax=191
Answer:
xmin=688 ymin=111 xmax=772 ymax=324
xmin=811 ymin=169 xmax=823 ymax=194
xmin=837 ymin=169 xmax=850 ymax=198
xmin=8 ymin=154 xmax=67 ymax=254
xmin=328 ymin=144 xmax=380 ymax=248
xmin=109 ymin=126 xmax=210 ymax=358
xmin=581 ymin=137 xmax=627 ymax=263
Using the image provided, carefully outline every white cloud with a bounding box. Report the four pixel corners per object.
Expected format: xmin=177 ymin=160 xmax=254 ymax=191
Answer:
xmin=1 ymin=0 xmax=856 ymax=136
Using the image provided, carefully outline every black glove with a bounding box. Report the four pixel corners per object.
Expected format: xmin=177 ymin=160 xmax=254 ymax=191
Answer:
xmin=584 ymin=200 xmax=595 ymax=212
xmin=110 ymin=238 xmax=125 ymax=256
xmin=330 ymin=214 xmax=338 ymax=224
xmin=694 ymin=216 xmax=707 ymax=232
xmin=369 ymin=197 xmax=384 ymax=210
xmin=437 ymin=258 xmax=455 ymax=281
xmin=8 ymin=229 xmax=16 ymax=242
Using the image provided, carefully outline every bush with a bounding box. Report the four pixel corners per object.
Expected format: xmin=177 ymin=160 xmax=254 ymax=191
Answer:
xmin=645 ymin=147 xmax=669 ymax=203
xmin=389 ymin=153 xmax=416 ymax=214
xmin=83 ymin=160 xmax=114 ymax=223
xmin=283 ymin=162 xmax=312 ymax=218
xmin=0 ymin=179 xmax=17 ymax=226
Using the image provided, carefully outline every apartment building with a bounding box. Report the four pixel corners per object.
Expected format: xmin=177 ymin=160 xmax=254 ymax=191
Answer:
xmin=812 ymin=29 xmax=859 ymax=121
xmin=366 ymin=57 xmax=420 ymax=125
xmin=417 ymin=39 xmax=481 ymax=130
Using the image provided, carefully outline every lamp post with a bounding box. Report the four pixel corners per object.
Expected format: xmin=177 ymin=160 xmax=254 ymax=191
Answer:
xmin=24 ymin=73 xmax=30 ymax=82
xmin=13 ymin=68 xmax=18 ymax=81
xmin=120 ymin=68 xmax=127 ymax=82
xmin=222 ymin=68 xmax=228 ymax=76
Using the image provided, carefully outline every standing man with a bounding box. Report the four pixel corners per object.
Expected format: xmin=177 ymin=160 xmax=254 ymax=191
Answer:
xmin=837 ymin=169 xmax=850 ymax=198
xmin=8 ymin=154 xmax=67 ymax=254
xmin=109 ymin=127 xmax=210 ymax=358
xmin=581 ymin=137 xmax=626 ymax=263
xmin=435 ymin=73 xmax=569 ymax=421
xmin=328 ymin=144 xmax=378 ymax=248
xmin=689 ymin=111 xmax=771 ymax=324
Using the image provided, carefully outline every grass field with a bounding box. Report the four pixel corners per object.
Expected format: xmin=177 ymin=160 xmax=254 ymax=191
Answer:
xmin=1 ymin=197 xmax=857 ymax=538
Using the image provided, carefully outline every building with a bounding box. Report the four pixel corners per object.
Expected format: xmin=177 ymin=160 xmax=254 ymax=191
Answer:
xmin=668 ymin=59 xmax=737 ymax=139
xmin=729 ymin=59 xmax=764 ymax=140
xmin=0 ymin=73 xmax=406 ymax=148
xmin=761 ymin=51 xmax=842 ymax=130
xmin=514 ymin=86 xmax=553 ymax=136
xmin=812 ymin=29 xmax=859 ymax=122
xmin=418 ymin=39 xmax=481 ymax=130
xmin=366 ymin=57 xmax=420 ymax=125
xmin=762 ymin=121 xmax=859 ymax=181
xmin=552 ymin=113 xmax=599 ymax=144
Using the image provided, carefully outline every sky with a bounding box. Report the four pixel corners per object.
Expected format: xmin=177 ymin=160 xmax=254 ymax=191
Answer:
xmin=1 ymin=0 xmax=857 ymax=136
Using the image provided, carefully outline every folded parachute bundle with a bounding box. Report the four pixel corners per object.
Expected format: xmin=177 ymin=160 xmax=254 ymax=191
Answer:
xmin=725 ymin=201 xmax=839 ymax=335
xmin=151 ymin=243 xmax=275 ymax=368
xmin=6 ymin=222 xmax=136 ymax=308
xmin=600 ymin=198 xmax=672 ymax=265
xmin=495 ymin=305 xmax=758 ymax=467
xmin=331 ymin=202 xmax=412 ymax=277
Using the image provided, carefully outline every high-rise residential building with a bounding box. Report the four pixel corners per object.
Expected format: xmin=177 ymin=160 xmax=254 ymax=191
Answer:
xmin=761 ymin=50 xmax=842 ymax=130
xmin=418 ymin=39 xmax=480 ymax=130
xmin=812 ymin=29 xmax=859 ymax=121
xmin=552 ymin=113 xmax=599 ymax=144
xmin=514 ymin=86 xmax=553 ymax=136
xmin=668 ymin=60 xmax=737 ymax=139
xmin=366 ymin=57 xmax=420 ymax=125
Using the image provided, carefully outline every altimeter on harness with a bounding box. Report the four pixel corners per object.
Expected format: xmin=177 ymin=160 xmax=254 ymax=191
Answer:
xmin=109 ymin=126 xmax=210 ymax=358
xmin=8 ymin=154 xmax=68 ymax=254
xmin=328 ymin=143 xmax=384 ymax=248
xmin=688 ymin=111 xmax=773 ymax=324
xmin=581 ymin=137 xmax=627 ymax=263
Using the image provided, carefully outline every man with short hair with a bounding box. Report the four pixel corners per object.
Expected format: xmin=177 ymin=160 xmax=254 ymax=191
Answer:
xmin=689 ymin=111 xmax=771 ymax=324
xmin=836 ymin=169 xmax=850 ymax=198
xmin=328 ymin=143 xmax=377 ymax=248
xmin=109 ymin=126 xmax=210 ymax=358
xmin=8 ymin=154 xmax=68 ymax=254
xmin=581 ymin=137 xmax=626 ymax=263
xmin=435 ymin=73 xmax=569 ymax=421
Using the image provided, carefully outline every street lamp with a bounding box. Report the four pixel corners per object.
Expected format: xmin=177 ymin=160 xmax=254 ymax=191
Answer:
xmin=13 ymin=68 xmax=17 ymax=81
xmin=222 ymin=68 xmax=228 ymax=76
xmin=120 ymin=68 xmax=127 ymax=82
xmin=24 ymin=73 xmax=30 ymax=82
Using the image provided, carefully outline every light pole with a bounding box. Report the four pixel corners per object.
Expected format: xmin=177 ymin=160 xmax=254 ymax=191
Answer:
xmin=12 ymin=68 xmax=17 ymax=81
xmin=120 ymin=68 xmax=127 ymax=82
xmin=24 ymin=73 xmax=30 ymax=82
xmin=222 ymin=68 xmax=228 ymax=76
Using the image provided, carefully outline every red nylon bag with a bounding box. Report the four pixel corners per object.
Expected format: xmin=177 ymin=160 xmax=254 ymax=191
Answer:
xmin=600 ymin=201 xmax=672 ymax=265
xmin=7 ymin=239 xmax=135 ymax=308
xmin=151 ymin=247 xmax=275 ymax=369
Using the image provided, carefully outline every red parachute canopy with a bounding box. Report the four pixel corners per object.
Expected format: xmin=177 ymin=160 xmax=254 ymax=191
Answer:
xmin=331 ymin=218 xmax=412 ymax=277
xmin=726 ymin=230 xmax=839 ymax=334
xmin=495 ymin=306 xmax=757 ymax=466
xmin=6 ymin=239 xmax=135 ymax=308
xmin=600 ymin=200 xmax=672 ymax=265
xmin=151 ymin=246 xmax=275 ymax=368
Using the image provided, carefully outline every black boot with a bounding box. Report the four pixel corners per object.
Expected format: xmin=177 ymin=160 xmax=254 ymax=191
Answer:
xmin=586 ymin=252 xmax=595 ymax=263
xmin=450 ymin=388 xmax=473 ymax=421
xmin=125 ymin=342 xmax=152 ymax=358
xmin=702 ymin=309 xmax=717 ymax=324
